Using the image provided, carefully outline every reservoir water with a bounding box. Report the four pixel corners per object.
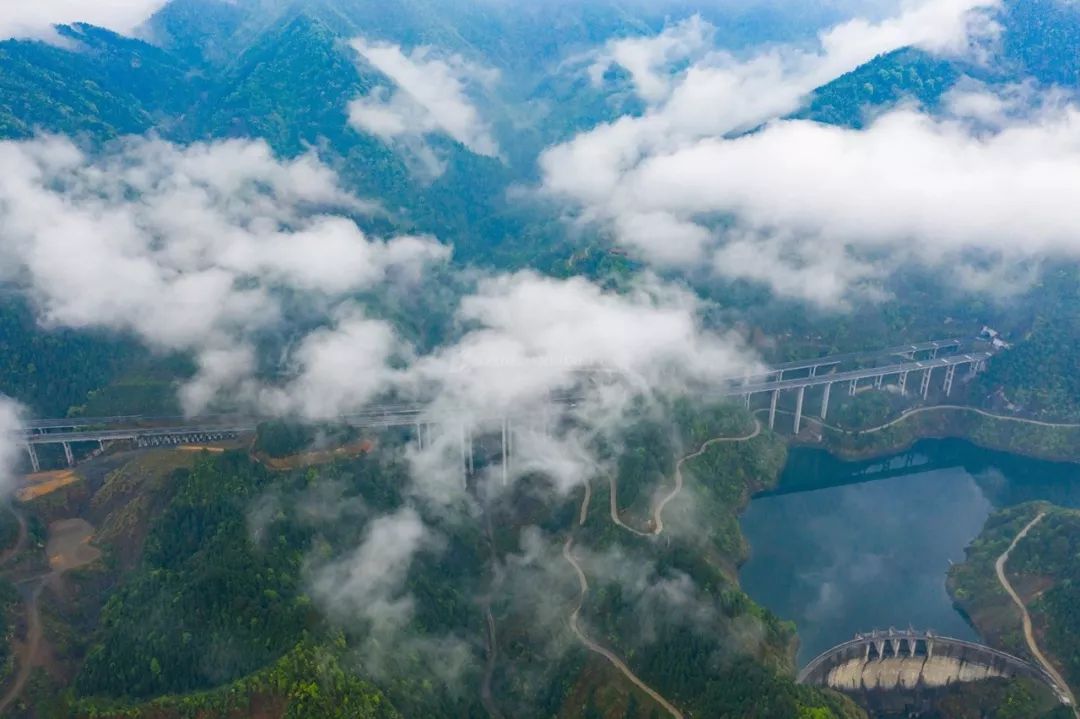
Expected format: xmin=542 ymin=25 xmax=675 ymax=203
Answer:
xmin=739 ymin=439 xmax=1080 ymax=666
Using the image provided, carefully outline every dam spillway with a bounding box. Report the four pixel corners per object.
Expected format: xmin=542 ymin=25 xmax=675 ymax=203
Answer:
xmin=798 ymin=629 xmax=1067 ymax=702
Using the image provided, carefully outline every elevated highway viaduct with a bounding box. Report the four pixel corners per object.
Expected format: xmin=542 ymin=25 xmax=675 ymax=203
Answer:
xmin=13 ymin=339 xmax=993 ymax=481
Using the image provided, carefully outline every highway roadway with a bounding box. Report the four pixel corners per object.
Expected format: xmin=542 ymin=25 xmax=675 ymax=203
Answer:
xmin=13 ymin=341 xmax=992 ymax=448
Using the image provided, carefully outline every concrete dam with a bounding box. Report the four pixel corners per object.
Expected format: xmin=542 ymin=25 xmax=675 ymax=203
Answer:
xmin=798 ymin=629 xmax=1068 ymax=704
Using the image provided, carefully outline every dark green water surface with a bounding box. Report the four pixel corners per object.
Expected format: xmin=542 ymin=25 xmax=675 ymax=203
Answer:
xmin=739 ymin=438 xmax=1080 ymax=666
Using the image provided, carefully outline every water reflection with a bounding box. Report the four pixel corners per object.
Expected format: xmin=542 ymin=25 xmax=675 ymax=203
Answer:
xmin=740 ymin=439 xmax=1080 ymax=666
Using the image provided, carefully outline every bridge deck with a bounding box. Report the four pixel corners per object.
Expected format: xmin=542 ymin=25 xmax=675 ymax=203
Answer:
xmin=721 ymin=352 xmax=990 ymax=396
xmin=765 ymin=338 xmax=970 ymax=375
xmin=14 ymin=347 xmax=992 ymax=447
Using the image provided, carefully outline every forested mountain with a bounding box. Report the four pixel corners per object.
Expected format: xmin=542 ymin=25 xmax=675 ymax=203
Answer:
xmin=3 ymin=404 xmax=863 ymax=718
xmin=0 ymin=0 xmax=1049 ymax=420
xmin=0 ymin=24 xmax=196 ymax=140
xmin=950 ymin=504 xmax=1080 ymax=707
xmin=797 ymin=0 xmax=1080 ymax=126
xmin=793 ymin=48 xmax=963 ymax=128
xmin=2 ymin=0 xmax=1080 ymax=717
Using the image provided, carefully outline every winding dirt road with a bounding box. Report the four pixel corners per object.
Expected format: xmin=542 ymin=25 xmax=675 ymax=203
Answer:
xmin=480 ymin=508 xmax=506 ymax=719
xmin=820 ymin=405 xmax=1080 ymax=436
xmin=609 ymin=420 xmax=762 ymax=537
xmin=0 ymin=506 xmax=34 ymax=716
xmin=563 ymin=422 xmax=764 ymax=718
xmin=564 ymin=481 xmax=684 ymax=719
xmin=995 ymin=512 xmax=1078 ymax=715
xmin=756 ymin=405 xmax=1080 ymax=439
xmin=480 ymin=605 xmax=505 ymax=719
xmin=0 ymin=579 xmax=44 ymax=715
xmin=0 ymin=514 xmax=102 ymax=714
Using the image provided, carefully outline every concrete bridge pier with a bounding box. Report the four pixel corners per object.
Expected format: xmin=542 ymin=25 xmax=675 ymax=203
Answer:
xmin=899 ymin=371 xmax=909 ymax=396
xmin=744 ymin=393 xmax=751 ymax=410
xmin=63 ymin=441 xmax=74 ymax=467
xmin=794 ymin=386 xmax=806 ymax=434
xmin=466 ymin=425 xmax=475 ymax=476
xmin=849 ymin=379 xmax=858 ymax=396
xmin=873 ymin=375 xmax=883 ymax=389
xmin=542 ymin=406 xmax=556 ymax=437
xmin=944 ymin=364 xmax=957 ymax=397
xmin=920 ymin=368 xmax=934 ymax=399
xmin=501 ymin=417 xmax=511 ymax=486
xmin=415 ymin=422 xmax=425 ymax=452
xmin=769 ymin=390 xmax=779 ymax=430
xmin=820 ymin=382 xmax=832 ymax=421
xmin=25 ymin=444 xmax=40 ymax=473
xmin=458 ymin=424 xmax=469 ymax=487
xmin=508 ymin=418 xmax=515 ymax=462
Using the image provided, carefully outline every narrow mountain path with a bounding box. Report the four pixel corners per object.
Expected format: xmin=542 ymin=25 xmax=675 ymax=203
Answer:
xmin=0 ymin=515 xmax=102 ymax=714
xmin=860 ymin=405 xmax=1080 ymax=434
xmin=567 ymin=422 xmax=763 ymax=717
xmin=480 ymin=604 xmax=504 ymax=719
xmin=0 ymin=579 xmax=44 ymax=716
xmin=799 ymin=404 xmax=1080 ymax=436
xmin=609 ymin=420 xmax=761 ymax=537
xmin=0 ymin=505 xmax=32 ymax=716
xmin=995 ymin=512 xmax=1078 ymax=715
xmin=480 ymin=510 xmax=505 ymax=719
xmin=564 ymin=482 xmax=684 ymax=719
xmin=759 ymin=405 xmax=1080 ymax=438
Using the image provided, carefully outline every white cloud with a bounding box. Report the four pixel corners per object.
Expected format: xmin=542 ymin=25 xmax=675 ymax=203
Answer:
xmin=412 ymin=271 xmax=757 ymax=417
xmin=258 ymin=307 xmax=406 ymax=420
xmin=349 ymin=38 xmax=501 ymax=171
xmin=628 ymin=108 xmax=1080 ymax=254
xmin=942 ymin=78 xmax=1072 ymax=128
xmin=815 ymin=0 xmax=1000 ymax=69
xmin=310 ymin=506 xmax=433 ymax=632
xmin=0 ymin=398 xmax=25 ymax=496
xmin=178 ymin=346 xmax=259 ymax=418
xmin=307 ymin=505 xmax=475 ymax=684
xmin=708 ymin=230 xmax=886 ymax=307
xmin=540 ymin=0 xmax=1005 ymax=305
xmin=393 ymin=271 xmax=760 ymax=505
xmin=0 ymin=136 xmax=449 ymax=413
xmin=590 ymin=15 xmax=714 ymax=104
xmin=612 ymin=104 xmax=1080 ymax=304
xmin=0 ymin=134 xmax=759 ymax=431
xmin=280 ymin=273 xmax=763 ymax=692
xmin=0 ymin=0 xmax=166 ymax=42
